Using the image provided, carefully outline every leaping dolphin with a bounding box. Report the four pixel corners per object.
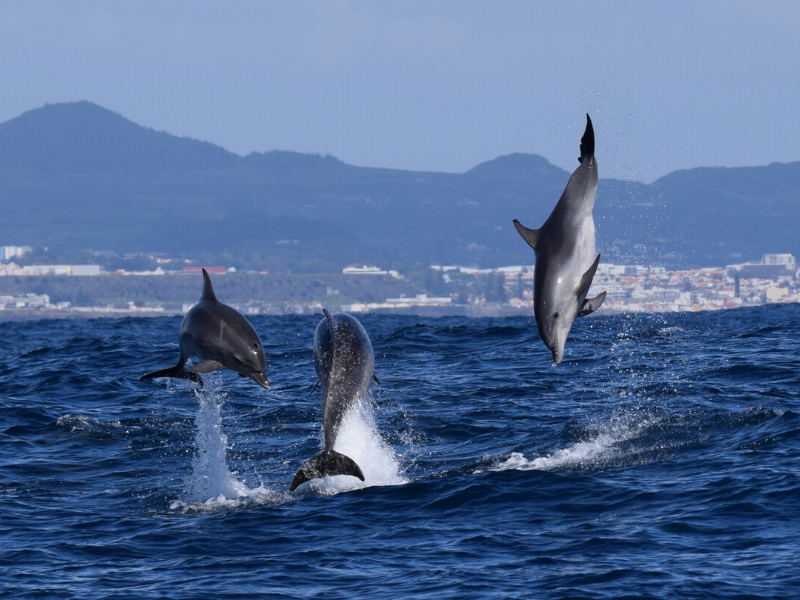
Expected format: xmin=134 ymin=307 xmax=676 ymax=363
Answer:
xmin=513 ymin=114 xmax=606 ymax=364
xmin=140 ymin=268 xmax=269 ymax=388
xmin=290 ymin=309 xmax=375 ymax=491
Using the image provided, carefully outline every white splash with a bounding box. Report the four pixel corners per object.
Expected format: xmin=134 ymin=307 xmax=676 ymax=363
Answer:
xmin=57 ymin=414 xmax=121 ymax=432
xmin=659 ymin=326 xmax=685 ymax=334
xmin=495 ymin=434 xmax=619 ymax=472
xmin=492 ymin=416 xmax=657 ymax=472
xmin=305 ymin=401 xmax=407 ymax=495
xmin=171 ymin=385 xmax=281 ymax=513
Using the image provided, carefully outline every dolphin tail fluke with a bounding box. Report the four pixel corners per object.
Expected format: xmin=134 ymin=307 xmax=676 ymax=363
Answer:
xmin=579 ymin=114 xmax=594 ymax=164
xmin=579 ymin=291 xmax=607 ymax=317
xmin=289 ymin=449 xmax=365 ymax=492
xmin=140 ymin=364 xmax=203 ymax=385
xmin=577 ymin=253 xmax=601 ymax=297
xmin=512 ymin=219 xmax=541 ymax=251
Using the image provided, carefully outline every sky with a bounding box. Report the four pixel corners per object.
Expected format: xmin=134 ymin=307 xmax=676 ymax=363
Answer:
xmin=1 ymin=1 xmax=799 ymax=182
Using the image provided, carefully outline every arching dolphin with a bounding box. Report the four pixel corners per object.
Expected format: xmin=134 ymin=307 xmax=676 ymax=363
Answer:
xmin=140 ymin=268 xmax=269 ymax=388
xmin=513 ymin=114 xmax=606 ymax=364
xmin=290 ymin=309 xmax=375 ymax=491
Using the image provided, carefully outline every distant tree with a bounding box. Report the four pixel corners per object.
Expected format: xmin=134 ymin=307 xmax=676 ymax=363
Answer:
xmin=485 ymin=273 xmax=507 ymax=303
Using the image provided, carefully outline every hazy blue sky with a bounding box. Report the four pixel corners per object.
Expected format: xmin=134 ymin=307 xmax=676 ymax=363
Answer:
xmin=1 ymin=1 xmax=798 ymax=181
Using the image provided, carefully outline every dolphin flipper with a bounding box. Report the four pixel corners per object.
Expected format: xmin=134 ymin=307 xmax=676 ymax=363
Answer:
xmin=290 ymin=449 xmax=365 ymax=492
xmin=188 ymin=359 xmax=224 ymax=373
xmin=140 ymin=364 xmax=202 ymax=385
xmin=579 ymin=291 xmax=606 ymax=317
xmin=577 ymin=253 xmax=601 ymax=297
xmin=512 ymin=219 xmax=541 ymax=251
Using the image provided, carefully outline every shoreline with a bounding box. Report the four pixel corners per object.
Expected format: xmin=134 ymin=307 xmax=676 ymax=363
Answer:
xmin=0 ymin=301 xmax=793 ymax=322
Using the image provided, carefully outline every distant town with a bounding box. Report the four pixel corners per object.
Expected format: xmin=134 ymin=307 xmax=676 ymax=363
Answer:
xmin=0 ymin=245 xmax=798 ymax=318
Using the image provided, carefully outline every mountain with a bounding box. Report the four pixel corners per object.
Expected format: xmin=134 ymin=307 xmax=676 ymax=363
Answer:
xmin=0 ymin=101 xmax=798 ymax=270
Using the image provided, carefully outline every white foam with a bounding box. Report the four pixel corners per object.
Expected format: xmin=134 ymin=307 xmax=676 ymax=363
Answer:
xmin=57 ymin=414 xmax=121 ymax=431
xmin=172 ymin=384 xmax=283 ymax=512
xmin=492 ymin=416 xmax=656 ymax=472
xmin=495 ymin=434 xmax=619 ymax=472
xmin=169 ymin=485 xmax=282 ymax=513
xmin=659 ymin=326 xmax=685 ymax=334
xmin=304 ymin=401 xmax=407 ymax=495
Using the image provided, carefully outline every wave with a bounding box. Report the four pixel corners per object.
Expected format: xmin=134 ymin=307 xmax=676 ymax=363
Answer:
xmin=490 ymin=406 xmax=784 ymax=473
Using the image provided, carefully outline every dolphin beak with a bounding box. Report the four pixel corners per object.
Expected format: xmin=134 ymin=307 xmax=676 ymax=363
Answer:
xmin=552 ymin=348 xmax=562 ymax=365
xmin=249 ymin=372 xmax=270 ymax=389
xmin=551 ymin=334 xmax=563 ymax=365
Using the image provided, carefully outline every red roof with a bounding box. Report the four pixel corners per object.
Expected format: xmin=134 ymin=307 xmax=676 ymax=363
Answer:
xmin=182 ymin=266 xmax=226 ymax=273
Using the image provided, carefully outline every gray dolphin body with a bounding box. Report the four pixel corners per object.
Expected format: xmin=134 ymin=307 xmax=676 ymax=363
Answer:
xmin=513 ymin=115 xmax=607 ymax=364
xmin=290 ymin=309 xmax=375 ymax=491
xmin=140 ymin=268 xmax=269 ymax=388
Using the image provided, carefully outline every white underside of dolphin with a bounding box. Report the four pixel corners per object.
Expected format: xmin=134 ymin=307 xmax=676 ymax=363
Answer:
xmin=513 ymin=114 xmax=606 ymax=364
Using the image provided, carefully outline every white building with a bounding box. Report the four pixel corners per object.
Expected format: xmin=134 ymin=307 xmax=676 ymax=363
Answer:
xmin=762 ymin=254 xmax=796 ymax=270
xmin=384 ymin=294 xmax=452 ymax=305
xmin=0 ymin=264 xmax=101 ymax=276
xmin=2 ymin=246 xmax=32 ymax=261
xmin=0 ymin=293 xmax=49 ymax=309
xmin=343 ymin=266 xmax=387 ymax=275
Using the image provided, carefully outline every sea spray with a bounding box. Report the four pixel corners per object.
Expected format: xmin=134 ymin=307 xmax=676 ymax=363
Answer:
xmin=185 ymin=384 xmax=246 ymax=502
xmin=171 ymin=382 xmax=277 ymax=511
xmin=306 ymin=400 xmax=407 ymax=495
xmin=491 ymin=412 xmax=663 ymax=472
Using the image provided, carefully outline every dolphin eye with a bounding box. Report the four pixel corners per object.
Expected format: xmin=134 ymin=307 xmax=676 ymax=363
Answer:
xmin=553 ymin=312 xmax=559 ymax=318
xmin=253 ymin=343 xmax=259 ymax=348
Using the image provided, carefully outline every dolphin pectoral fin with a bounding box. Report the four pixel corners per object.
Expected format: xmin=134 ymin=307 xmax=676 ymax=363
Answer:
xmin=373 ymin=374 xmax=380 ymax=385
xmin=140 ymin=364 xmax=203 ymax=385
xmin=579 ymin=114 xmax=595 ymax=164
xmin=512 ymin=219 xmax=541 ymax=251
xmin=577 ymin=253 xmax=601 ymax=297
xmin=188 ymin=359 xmax=224 ymax=373
xmin=579 ymin=291 xmax=606 ymax=317
xmin=289 ymin=449 xmax=365 ymax=492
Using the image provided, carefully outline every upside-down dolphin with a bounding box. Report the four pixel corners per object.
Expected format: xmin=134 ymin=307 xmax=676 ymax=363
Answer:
xmin=140 ymin=268 xmax=269 ymax=388
xmin=290 ymin=309 xmax=375 ymax=491
xmin=513 ymin=114 xmax=606 ymax=364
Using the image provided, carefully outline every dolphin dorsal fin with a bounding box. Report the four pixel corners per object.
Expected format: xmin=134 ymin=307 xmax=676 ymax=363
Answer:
xmin=200 ymin=268 xmax=217 ymax=302
xmin=322 ymin=308 xmax=338 ymax=371
xmin=578 ymin=114 xmax=594 ymax=164
xmin=577 ymin=253 xmax=601 ymax=296
xmin=322 ymin=308 xmax=336 ymax=344
xmin=513 ymin=219 xmax=541 ymax=251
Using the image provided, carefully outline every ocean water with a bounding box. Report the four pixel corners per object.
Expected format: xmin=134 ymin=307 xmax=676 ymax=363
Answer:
xmin=1 ymin=305 xmax=799 ymax=598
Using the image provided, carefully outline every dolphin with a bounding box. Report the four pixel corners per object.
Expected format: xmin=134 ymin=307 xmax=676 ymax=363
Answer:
xmin=513 ymin=114 xmax=606 ymax=364
xmin=290 ymin=309 xmax=375 ymax=491
xmin=140 ymin=268 xmax=269 ymax=388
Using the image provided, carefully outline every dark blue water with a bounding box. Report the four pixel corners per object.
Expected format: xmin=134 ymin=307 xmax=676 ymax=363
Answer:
xmin=1 ymin=306 xmax=799 ymax=598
